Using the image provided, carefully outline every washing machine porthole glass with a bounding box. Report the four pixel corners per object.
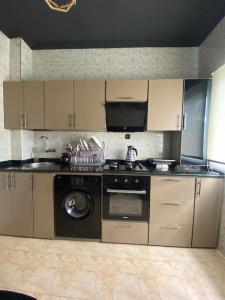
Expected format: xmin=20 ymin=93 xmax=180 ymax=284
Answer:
xmin=64 ymin=191 xmax=93 ymax=220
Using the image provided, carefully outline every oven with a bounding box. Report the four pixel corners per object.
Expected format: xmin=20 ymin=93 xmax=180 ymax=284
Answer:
xmin=102 ymin=175 xmax=150 ymax=221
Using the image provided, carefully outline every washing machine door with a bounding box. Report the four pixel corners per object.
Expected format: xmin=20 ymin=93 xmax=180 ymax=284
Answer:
xmin=64 ymin=191 xmax=93 ymax=220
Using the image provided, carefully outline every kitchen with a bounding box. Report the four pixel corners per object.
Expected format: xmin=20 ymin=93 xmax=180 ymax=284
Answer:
xmin=0 ymin=0 xmax=225 ymax=299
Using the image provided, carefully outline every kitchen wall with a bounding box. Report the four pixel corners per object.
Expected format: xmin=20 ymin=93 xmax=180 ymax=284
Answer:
xmin=199 ymin=15 xmax=225 ymax=77
xmin=0 ymin=32 xmax=10 ymax=161
xmin=198 ymin=16 xmax=225 ymax=257
xmin=30 ymin=46 xmax=199 ymax=159
xmin=34 ymin=131 xmax=171 ymax=161
xmin=32 ymin=47 xmax=199 ymax=80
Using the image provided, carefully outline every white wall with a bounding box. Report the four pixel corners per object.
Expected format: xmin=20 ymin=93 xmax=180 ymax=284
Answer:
xmin=199 ymin=17 xmax=225 ymax=256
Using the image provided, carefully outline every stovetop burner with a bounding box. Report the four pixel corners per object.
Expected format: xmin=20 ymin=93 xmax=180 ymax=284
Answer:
xmin=104 ymin=160 xmax=148 ymax=172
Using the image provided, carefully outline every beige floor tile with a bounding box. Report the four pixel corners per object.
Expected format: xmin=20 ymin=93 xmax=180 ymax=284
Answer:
xmin=148 ymin=246 xmax=187 ymax=261
xmin=190 ymin=260 xmax=225 ymax=277
xmin=196 ymin=275 xmax=225 ymax=300
xmin=152 ymin=260 xmax=195 ymax=277
xmin=183 ymin=248 xmax=225 ymax=263
xmin=113 ymin=273 xmax=160 ymax=300
xmin=156 ymin=275 xmax=209 ymax=300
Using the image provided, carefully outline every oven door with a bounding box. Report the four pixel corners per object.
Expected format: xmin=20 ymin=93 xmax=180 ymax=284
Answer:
xmin=103 ymin=187 xmax=149 ymax=221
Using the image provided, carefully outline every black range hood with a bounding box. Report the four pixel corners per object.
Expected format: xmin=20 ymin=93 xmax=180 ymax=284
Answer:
xmin=105 ymin=102 xmax=148 ymax=132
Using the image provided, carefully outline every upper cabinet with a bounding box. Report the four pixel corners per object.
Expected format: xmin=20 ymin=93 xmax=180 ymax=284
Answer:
xmin=74 ymin=80 xmax=106 ymax=131
xmin=3 ymin=81 xmax=44 ymax=129
xmin=147 ymin=79 xmax=184 ymax=131
xmin=45 ymin=80 xmax=74 ymax=130
xmin=24 ymin=81 xmax=45 ymax=129
xmin=106 ymin=80 xmax=148 ymax=102
xmin=3 ymin=81 xmax=23 ymax=129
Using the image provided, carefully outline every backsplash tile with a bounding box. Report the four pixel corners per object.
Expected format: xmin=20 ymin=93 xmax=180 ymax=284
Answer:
xmin=33 ymin=131 xmax=171 ymax=160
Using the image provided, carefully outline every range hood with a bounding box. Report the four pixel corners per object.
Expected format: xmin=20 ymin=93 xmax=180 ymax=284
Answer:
xmin=105 ymin=102 xmax=147 ymax=132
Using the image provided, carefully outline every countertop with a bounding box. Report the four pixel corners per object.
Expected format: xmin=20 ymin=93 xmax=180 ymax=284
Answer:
xmin=0 ymin=159 xmax=224 ymax=177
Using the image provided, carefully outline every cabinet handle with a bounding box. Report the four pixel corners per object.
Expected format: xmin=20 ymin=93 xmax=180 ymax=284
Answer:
xmin=11 ymin=174 xmax=16 ymax=189
xmin=4 ymin=174 xmax=10 ymax=190
xmin=161 ymin=202 xmax=180 ymax=206
xmin=177 ymin=114 xmax=181 ymax=129
xmin=24 ymin=114 xmax=28 ymax=129
xmin=73 ymin=113 xmax=76 ymax=128
xmin=20 ymin=114 xmax=25 ymax=129
xmin=162 ymin=179 xmax=181 ymax=182
xmin=196 ymin=181 xmax=201 ymax=196
xmin=182 ymin=113 xmax=187 ymax=130
xmin=160 ymin=225 xmax=181 ymax=230
xmin=69 ymin=114 xmax=73 ymax=129
xmin=116 ymin=97 xmax=134 ymax=100
xmin=114 ymin=224 xmax=131 ymax=229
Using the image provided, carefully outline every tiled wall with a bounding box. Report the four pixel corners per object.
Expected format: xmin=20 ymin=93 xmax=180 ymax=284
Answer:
xmin=34 ymin=131 xmax=171 ymax=160
xmin=32 ymin=47 xmax=199 ymax=80
xmin=199 ymin=16 xmax=225 ymax=77
xmin=0 ymin=32 xmax=10 ymax=161
xmin=31 ymin=46 xmax=199 ymax=159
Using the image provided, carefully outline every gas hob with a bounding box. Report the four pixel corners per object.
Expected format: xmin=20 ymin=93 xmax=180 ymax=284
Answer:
xmin=103 ymin=160 xmax=149 ymax=172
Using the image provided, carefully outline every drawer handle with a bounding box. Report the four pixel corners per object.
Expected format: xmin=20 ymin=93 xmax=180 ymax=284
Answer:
xmin=161 ymin=179 xmax=182 ymax=182
xmin=161 ymin=202 xmax=180 ymax=206
xmin=116 ymin=97 xmax=134 ymax=100
xmin=107 ymin=189 xmax=146 ymax=195
xmin=114 ymin=224 xmax=131 ymax=229
xmin=160 ymin=225 xmax=181 ymax=230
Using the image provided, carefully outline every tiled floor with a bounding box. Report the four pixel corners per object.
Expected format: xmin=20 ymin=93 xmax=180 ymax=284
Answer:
xmin=0 ymin=236 xmax=225 ymax=300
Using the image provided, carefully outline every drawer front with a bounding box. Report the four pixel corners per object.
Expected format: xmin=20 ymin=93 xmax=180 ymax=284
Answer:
xmin=102 ymin=221 xmax=148 ymax=245
xmin=151 ymin=176 xmax=195 ymax=202
xmin=150 ymin=200 xmax=194 ymax=224
xmin=149 ymin=223 xmax=192 ymax=247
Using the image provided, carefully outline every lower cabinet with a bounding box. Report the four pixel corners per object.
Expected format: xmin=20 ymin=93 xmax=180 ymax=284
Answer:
xmin=0 ymin=172 xmax=54 ymax=239
xmin=0 ymin=172 xmax=13 ymax=236
xmin=149 ymin=176 xmax=195 ymax=247
xmin=33 ymin=173 xmax=54 ymax=239
xmin=102 ymin=220 xmax=149 ymax=245
xmin=192 ymin=177 xmax=223 ymax=248
xmin=0 ymin=172 xmax=33 ymax=237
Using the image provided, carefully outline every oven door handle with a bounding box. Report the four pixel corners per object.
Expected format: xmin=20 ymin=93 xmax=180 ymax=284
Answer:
xmin=106 ymin=188 xmax=146 ymax=195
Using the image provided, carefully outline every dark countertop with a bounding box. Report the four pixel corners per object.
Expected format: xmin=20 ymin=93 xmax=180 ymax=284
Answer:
xmin=0 ymin=159 xmax=224 ymax=177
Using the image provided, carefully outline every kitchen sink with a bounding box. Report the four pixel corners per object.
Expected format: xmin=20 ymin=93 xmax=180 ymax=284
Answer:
xmin=22 ymin=162 xmax=57 ymax=169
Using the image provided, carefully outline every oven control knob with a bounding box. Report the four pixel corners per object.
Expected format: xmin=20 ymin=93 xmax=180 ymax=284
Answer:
xmin=124 ymin=178 xmax=129 ymax=183
xmin=134 ymin=178 xmax=139 ymax=184
xmin=114 ymin=178 xmax=118 ymax=183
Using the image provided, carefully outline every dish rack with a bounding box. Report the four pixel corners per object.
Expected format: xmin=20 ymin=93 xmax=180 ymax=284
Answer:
xmin=71 ymin=150 xmax=104 ymax=166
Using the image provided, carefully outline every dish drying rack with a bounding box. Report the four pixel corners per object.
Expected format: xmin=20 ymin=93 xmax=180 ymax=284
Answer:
xmin=65 ymin=137 xmax=105 ymax=166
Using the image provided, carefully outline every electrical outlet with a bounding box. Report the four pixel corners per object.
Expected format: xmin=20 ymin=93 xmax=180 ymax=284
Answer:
xmin=125 ymin=134 xmax=131 ymax=139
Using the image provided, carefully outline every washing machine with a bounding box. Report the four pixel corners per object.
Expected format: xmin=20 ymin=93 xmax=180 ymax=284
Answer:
xmin=54 ymin=175 xmax=101 ymax=239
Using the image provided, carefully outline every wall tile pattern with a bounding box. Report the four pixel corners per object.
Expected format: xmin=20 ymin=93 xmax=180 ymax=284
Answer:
xmin=9 ymin=38 xmax=21 ymax=81
xmin=199 ymin=16 xmax=225 ymax=77
xmin=0 ymin=31 xmax=11 ymax=161
xmin=34 ymin=131 xmax=171 ymax=160
xmin=32 ymin=47 xmax=199 ymax=80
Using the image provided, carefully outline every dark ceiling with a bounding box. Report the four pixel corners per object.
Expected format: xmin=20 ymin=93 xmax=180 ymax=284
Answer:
xmin=0 ymin=0 xmax=225 ymax=49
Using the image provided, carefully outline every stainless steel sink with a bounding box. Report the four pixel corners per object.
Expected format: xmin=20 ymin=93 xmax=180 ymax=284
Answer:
xmin=22 ymin=162 xmax=57 ymax=169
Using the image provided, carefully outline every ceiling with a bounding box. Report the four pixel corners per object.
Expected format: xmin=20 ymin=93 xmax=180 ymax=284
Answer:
xmin=0 ymin=0 xmax=225 ymax=50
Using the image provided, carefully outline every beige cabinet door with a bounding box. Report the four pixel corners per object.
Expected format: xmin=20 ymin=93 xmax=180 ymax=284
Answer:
xmin=102 ymin=220 xmax=149 ymax=245
xmin=3 ymin=81 xmax=23 ymax=129
xmin=11 ymin=173 xmax=33 ymax=237
xmin=147 ymin=79 xmax=184 ymax=131
xmin=24 ymin=81 xmax=45 ymax=129
xmin=33 ymin=173 xmax=54 ymax=239
xmin=45 ymin=80 xmax=74 ymax=129
xmin=74 ymin=80 xmax=106 ymax=130
xmin=192 ymin=178 xmax=224 ymax=248
xmin=106 ymin=80 xmax=148 ymax=102
xmin=0 ymin=173 xmax=13 ymax=235
xmin=151 ymin=176 xmax=195 ymax=203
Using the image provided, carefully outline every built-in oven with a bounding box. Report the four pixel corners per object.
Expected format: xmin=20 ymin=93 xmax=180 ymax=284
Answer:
xmin=102 ymin=175 xmax=150 ymax=221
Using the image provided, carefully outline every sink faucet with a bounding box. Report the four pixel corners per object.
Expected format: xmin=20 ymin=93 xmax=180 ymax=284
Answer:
xmin=40 ymin=136 xmax=56 ymax=153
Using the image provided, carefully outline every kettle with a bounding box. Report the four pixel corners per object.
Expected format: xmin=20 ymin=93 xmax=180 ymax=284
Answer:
xmin=126 ymin=146 xmax=138 ymax=162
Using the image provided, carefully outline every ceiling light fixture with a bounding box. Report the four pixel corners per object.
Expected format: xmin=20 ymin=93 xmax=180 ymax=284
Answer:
xmin=44 ymin=0 xmax=77 ymax=13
